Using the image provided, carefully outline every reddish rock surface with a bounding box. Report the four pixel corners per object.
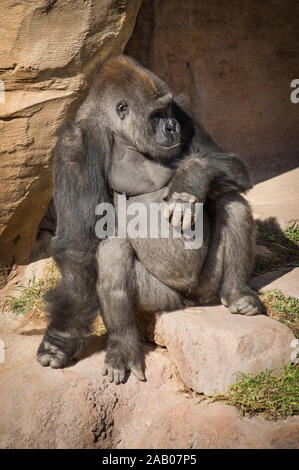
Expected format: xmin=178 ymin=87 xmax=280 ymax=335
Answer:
xmin=126 ymin=0 xmax=299 ymax=184
xmin=250 ymin=267 xmax=299 ymax=299
xmin=245 ymin=168 xmax=299 ymax=226
xmin=143 ymin=306 xmax=295 ymax=394
xmin=0 ymin=311 xmax=298 ymax=449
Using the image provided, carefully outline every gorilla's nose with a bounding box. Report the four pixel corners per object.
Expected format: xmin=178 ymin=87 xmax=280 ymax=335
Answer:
xmin=163 ymin=118 xmax=180 ymax=135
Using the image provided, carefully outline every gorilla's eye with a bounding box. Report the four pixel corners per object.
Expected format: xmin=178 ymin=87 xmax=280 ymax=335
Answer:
xmin=116 ymin=101 xmax=128 ymax=120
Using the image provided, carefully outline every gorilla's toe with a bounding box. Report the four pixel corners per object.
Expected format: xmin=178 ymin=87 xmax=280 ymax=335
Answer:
xmin=37 ymin=331 xmax=84 ymax=369
xmin=37 ymin=340 xmax=69 ymax=368
xmin=103 ymin=364 xmax=126 ymax=384
xmin=226 ymin=291 xmax=263 ymax=316
xmin=130 ymin=363 xmax=146 ymax=382
xmin=104 ymin=341 xmax=145 ymax=384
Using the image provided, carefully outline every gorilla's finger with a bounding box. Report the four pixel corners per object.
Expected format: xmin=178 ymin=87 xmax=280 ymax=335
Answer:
xmin=102 ymin=365 xmax=108 ymax=376
xmin=130 ymin=363 xmax=146 ymax=381
xmin=171 ymin=203 xmax=184 ymax=226
xmin=161 ymin=187 xmax=169 ymax=200
xmin=173 ymin=192 xmax=197 ymax=203
xmin=182 ymin=207 xmax=193 ymax=230
xmin=162 ymin=202 xmax=175 ymax=219
xmin=192 ymin=209 xmax=200 ymax=226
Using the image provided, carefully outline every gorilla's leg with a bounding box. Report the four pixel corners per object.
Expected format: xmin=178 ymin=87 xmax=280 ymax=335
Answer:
xmin=37 ymin=248 xmax=99 ymax=368
xmin=97 ymin=237 xmax=184 ymax=384
xmin=195 ymin=193 xmax=262 ymax=315
xmin=97 ymin=238 xmax=142 ymax=384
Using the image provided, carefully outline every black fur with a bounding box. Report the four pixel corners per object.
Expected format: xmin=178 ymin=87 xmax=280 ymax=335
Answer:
xmin=37 ymin=55 xmax=262 ymax=381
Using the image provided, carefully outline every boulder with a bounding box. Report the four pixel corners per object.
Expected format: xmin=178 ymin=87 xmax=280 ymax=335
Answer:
xmin=0 ymin=0 xmax=142 ymax=273
xmin=143 ymin=305 xmax=296 ymax=394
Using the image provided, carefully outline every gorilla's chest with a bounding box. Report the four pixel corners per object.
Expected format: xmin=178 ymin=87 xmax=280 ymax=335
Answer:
xmin=109 ymin=139 xmax=174 ymax=196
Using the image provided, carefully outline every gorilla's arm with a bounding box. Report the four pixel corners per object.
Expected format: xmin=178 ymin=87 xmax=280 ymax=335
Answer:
xmin=168 ymin=96 xmax=252 ymax=202
xmin=53 ymin=120 xmax=112 ymax=251
xmin=167 ymin=151 xmax=252 ymax=202
xmin=40 ymin=120 xmax=113 ymax=365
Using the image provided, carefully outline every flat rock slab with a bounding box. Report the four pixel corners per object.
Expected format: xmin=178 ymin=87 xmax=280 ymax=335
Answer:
xmin=245 ymin=168 xmax=299 ymax=227
xmin=250 ymin=267 xmax=299 ymax=299
xmin=144 ymin=306 xmax=295 ymax=394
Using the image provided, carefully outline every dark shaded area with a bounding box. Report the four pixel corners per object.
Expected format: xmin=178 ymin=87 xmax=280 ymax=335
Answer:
xmin=254 ymin=217 xmax=299 ymax=275
xmin=126 ymin=0 xmax=299 ymax=185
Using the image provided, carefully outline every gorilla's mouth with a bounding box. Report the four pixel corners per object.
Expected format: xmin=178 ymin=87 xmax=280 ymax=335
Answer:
xmin=158 ymin=142 xmax=181 ymax=150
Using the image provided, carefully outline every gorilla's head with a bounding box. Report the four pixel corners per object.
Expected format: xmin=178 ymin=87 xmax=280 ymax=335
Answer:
xmin=80 ymin=55 xmax=182 ymax=160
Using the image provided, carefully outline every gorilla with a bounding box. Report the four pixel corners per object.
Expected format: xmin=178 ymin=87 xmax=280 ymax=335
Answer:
xmin=37 ymin=55 xmax=262 ymax=383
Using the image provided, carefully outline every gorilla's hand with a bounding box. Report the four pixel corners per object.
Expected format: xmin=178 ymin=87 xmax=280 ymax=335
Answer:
xmin=162 ymin=187 xmax=199 ymax=230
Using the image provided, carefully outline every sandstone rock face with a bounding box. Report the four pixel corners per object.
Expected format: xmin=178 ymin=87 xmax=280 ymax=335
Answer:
xmin=0 ymin=314 xmax=298 ymax=449
xmin=126 ymin=1 xmax=299 ymax=183
xmin=0 ymin=0 xmax=141 ymax=273
xmin=143 ymin=306 xmax=296 ymax=394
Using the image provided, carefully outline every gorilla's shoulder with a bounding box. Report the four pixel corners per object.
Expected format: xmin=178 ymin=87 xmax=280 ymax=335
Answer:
xmin=57 ymin=121 xmax=83 ymax=145
xmin=55 ymin=121 xmax=85 ymax=164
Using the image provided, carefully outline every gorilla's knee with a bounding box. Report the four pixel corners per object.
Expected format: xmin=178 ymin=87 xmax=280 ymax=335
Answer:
xmin=217 ymin=192 xmax=251 ymax=214
xmin=215 ymin=193 xmax=254 ymax=233
xmin=96 ymin=238 xmax=135 ymax=294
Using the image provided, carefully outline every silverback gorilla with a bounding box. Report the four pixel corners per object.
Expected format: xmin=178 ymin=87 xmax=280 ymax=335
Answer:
xmin=37 ymin=55 xmax=262 ymax=383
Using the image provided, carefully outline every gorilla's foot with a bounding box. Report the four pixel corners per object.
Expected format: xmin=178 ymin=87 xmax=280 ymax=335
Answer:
xmin=103 ymin=338 xmax=145 ymax=385
xmin=221 ymin=288 xmax=263 ymax=316
xmin=37 ymin=329 xmax=85 ymax=369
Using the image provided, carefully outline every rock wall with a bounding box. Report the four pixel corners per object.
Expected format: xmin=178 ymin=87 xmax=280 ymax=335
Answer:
xmin=0 ymin=0 xmax=141 ymax=279
xmin=126 ymin=0 xmax=299 ymax=182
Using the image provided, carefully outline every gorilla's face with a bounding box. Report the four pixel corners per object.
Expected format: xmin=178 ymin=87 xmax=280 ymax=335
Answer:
xmin=114 ymin=95 xmax=181 ymax=160
xmin=95 ymin=56 xmax=182 ymax=161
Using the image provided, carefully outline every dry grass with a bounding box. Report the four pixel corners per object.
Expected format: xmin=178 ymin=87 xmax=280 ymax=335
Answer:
xmin=262 ymin=290 xmax=299 ymax=339
xmin=2 ymin=259 xmax=107 ymax=336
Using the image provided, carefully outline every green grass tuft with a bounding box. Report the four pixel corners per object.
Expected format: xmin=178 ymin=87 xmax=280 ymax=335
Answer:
xmin=284 ymin=221 xmax=299 ymax=244
xmin=208 ymin=364 xmax=299 ymax=420
xmin=3 ymin=259 xmax=107 ymax=336
xmin=3 ymin=260 xmax=60 ymax=318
